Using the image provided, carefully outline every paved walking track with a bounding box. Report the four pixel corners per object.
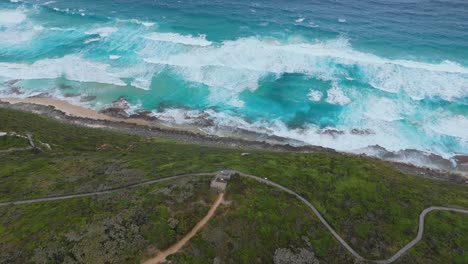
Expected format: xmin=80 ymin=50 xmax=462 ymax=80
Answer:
xmin=1 ymin=170 xmax=467 ymax=263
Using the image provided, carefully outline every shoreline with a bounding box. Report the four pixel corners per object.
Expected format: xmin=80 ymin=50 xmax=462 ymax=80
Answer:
xmin=0 ymin=97 xmax=466 ymax=182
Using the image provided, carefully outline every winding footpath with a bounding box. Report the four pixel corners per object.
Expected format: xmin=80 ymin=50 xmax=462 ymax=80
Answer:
xmin=1 ymin=170 xmax=467 ymax=263
xmin=143 ymin=193 xmax=225 ymax=264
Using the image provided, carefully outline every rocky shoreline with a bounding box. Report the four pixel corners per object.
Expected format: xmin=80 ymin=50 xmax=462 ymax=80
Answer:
xmin=0 ymin=99 xmax=466 ymax=183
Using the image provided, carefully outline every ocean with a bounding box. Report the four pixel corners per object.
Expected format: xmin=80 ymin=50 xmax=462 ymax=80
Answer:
xmin=0 ymin=0 xmax=467 ymax=168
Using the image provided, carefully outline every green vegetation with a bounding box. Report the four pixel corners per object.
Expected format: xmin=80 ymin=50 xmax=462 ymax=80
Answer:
xmin=0 ymin=178 xmax=215 ymax=263
xmin=0 ymin=107 xmax=467 ymax=263
xmin=169 ymin=176 xmax=353 ymax=263
xmin=399 ymin=211 xmax=468 ymax=264
xmin=0 ymin=134 xmax=29 ymax=150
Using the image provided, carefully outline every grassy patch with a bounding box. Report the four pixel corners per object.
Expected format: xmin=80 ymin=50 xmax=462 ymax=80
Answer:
xmin=0 ymin=107 xmax=467 ymax=262
xmin=0 ymin=178 xmax=215 ymax=263
xmin=0 ymin=135 xmax=29 ymax=150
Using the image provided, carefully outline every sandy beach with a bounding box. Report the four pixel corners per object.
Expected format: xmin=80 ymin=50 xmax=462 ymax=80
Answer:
xmin=0 ymin=97 xmax=203 ymax=134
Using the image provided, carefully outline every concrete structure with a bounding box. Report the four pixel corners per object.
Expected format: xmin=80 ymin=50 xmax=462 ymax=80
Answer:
xmin=216 ymin=170 xmax=236 ymax=180
xmin=210 ymin=177 xmax=227 ymax=192
xmin=210 ymin=170 xmax=237 ymax=192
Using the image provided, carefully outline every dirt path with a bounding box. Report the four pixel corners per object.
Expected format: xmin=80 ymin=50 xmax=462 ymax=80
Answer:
xmin=1 ymin=170 xmax=467 ymax=263
xmin=143 ymin=192 xmax=225 ymax=264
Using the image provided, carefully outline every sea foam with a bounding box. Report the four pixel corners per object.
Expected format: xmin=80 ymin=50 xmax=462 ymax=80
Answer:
xmin=143 ymin=36 xmax=468 ymax=105
xmin=0 ymin=9 xmax=26 ymax=25
xmin=143 ymin=32 xmax=212 ymax=46
xmin=0 ymin=55 xmax=126 ymax=86
xmin=85 ymin=27 xmax=118 ymax=38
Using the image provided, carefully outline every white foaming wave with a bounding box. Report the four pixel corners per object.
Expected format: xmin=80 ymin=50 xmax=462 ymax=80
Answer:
xmin=50 ymin=27 xmax=75 ymax=31
xmin=0 ymin=9 xmax=26 ymax=25
xmin=115 ymin=18 xmax=157 ymax=28
xmin=131 ymin=19 xmax=155 ymax=27
xmin=130 ymin=78 xmax=152 ymax=90
xmin=363 ymin=97 xmax=405 ymax=122
xmin=295 ymin=17 xmax=305 ymax=23
xmin=144 ymin=36 xmax=468 ymax=104
xmin=84 ymin=37 xmax=101 ymax=44
xmin=364 ymin=64 xmax=467 ymax=101
xmin=0 ymin=55 xmax=126 ymax=86
xmin=427 ymin=115 xmax=468 ymax=143
xmin=109 ymin=55 xmax=121 ymax=60
xmin=308 ymin=89 xmax=322 ymax=102
xmin=150 ymin=108 xmax=203 ymax=125
xmin=85 ymin=27 xmax=118 ymax=38
xmin=152 ymin=107 xmax=428 ymax=157
xmin=143 ymin=32 xmax=212 ymax=46
xmin=0 ymin=24 xmax=43 ymax=45
xmin=325 ymin=83 xmax=350 ymax=105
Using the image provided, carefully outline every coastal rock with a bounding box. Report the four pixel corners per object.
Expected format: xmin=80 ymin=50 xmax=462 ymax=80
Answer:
xmin=363 ymin=145 xmax=396 ymax=157
xmin=64 ymin=93 xmax=80 ymax=98
xmin=9 ymin=87 xmax=23 ymax=95
xmin=100 ymin=108 xmax=128 ymax=118
xmin=319 ymin=128 xmax=345 ymax=137
xmin=350 ymin=128 xmax=375 ymax=135
xmin=454 ymin=155 xmax=468 ymax=172
xmin=157 ymin=101 xmax=192 ymax=112
xmin=395 ymin=149 xmax=453 ymax=169
xmin=129 ymin=111 xmax=158 ymax=121
xmin=192 ymin=113 xmax=215 ymax=127
xmin=3 ymin=79 xmax=20 ymax=87
xmin=100 ymin=97 xmax=131 ymax=118
xmin=57 ymin=83 xmax=73 ymax=90
xmin=111 ymin=97 xmax=131 ymax=110
xmin=454 ymin=155 xmax=468 ymax=165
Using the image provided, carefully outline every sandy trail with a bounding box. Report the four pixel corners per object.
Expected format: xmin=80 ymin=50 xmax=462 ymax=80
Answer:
xmin=143 ymin=192 xmax=225 ymax=264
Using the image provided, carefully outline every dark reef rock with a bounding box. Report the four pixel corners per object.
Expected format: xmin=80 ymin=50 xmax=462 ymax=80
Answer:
xmin=63 ymin=93 xmax=80 ymax=98
xmin=9 ymin=87 xmax=23 ymax=95
xmin=57 ymin=83 xmax=73 ymax=90
xmin=3 ymin=79 xmax=20 ymax=87
xmin=129 ymin=111 xmax=158 ymax=121
xmin=319 ymin=129 xmax=345 ymax=137
xmin=350 ymin=128 xmax=375 ymax=135
xmin=99 ymin=96 xmax=131 ymax=118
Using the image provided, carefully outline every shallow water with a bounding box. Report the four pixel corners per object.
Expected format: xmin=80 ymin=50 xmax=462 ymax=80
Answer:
xmin=0 ymin=0 xmax=467 ymax=166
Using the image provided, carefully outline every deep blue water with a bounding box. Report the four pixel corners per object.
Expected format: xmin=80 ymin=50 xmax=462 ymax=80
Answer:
xmin=0 ymin=0 xmax=467 ymax=163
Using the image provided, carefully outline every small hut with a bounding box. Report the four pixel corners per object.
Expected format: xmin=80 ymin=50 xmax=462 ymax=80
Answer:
xmin=210 ymin=177 xmax=227 ymax=192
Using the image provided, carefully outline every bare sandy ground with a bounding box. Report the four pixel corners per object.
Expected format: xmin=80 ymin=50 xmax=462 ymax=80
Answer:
xmin=0 ymin=97 xmax=202 ymax=133
xmin=143 ymin=193 xmax=224 ymax=264
xmin=1 ymin=97 xmax=112 ymax=120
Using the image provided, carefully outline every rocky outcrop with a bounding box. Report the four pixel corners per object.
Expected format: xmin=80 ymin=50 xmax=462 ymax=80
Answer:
xmin=350 ymin=128 xmax=375 ymax=135
xmin=129 ymin=111 xmax=158 ymax=121
xmin=319 ymin=129 xmax=345 ymax=137
xmin=100 ymin=97 xmax=131 ymax=118
xmin=273 ymin=248 xmax=319 ymax=264
xmin=454 ymin=155 xmax=468 ymax=172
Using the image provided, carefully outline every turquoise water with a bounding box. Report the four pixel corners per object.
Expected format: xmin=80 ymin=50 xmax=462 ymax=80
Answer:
xmin=0 ymin=0 xmax=467 ymax=163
